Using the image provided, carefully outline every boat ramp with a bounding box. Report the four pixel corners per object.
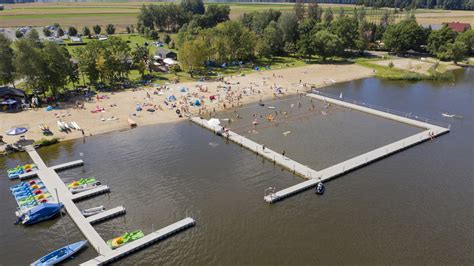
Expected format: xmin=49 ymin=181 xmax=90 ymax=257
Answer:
xmin=23 ymin=146 xmax=195 ymax=264
xmin=190 ymin=92 xmax=450 ymax=203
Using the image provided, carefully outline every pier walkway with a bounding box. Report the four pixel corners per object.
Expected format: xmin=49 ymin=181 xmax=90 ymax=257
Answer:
xmin=23 ymin=146 xmax=196 ymax=264
xmin=191 ymin=92 xmax=449 ymax=203
xmin=19 ymin=159 xmax=84 ymax=180
xmin=24 ymin=146 xmax=111 ymax=253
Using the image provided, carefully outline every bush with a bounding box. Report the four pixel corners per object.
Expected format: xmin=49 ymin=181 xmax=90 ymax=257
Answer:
xmin=15 ymin=30 xmax=23 ymax=38
xmin=34 ymin=138 xmax=59 ymax=147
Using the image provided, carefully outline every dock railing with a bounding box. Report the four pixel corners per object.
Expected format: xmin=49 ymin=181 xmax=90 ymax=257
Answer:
xmin=311 ymin=90 xmax=451 ymax=129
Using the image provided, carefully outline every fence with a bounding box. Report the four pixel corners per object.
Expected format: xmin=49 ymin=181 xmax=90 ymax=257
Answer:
xmin=311 ymin=90 xmax=451 ymax=129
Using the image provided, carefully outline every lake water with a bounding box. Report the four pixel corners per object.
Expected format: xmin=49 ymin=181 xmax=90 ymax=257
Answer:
xmin=0 ymin=69 xmax=472 ymax=265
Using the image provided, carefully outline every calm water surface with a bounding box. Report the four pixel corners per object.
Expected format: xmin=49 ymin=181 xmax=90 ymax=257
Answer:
xmin=0 ymin=69 xmax=472 ymax=265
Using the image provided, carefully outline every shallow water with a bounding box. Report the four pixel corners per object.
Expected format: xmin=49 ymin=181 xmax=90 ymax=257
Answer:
xmin=0 ymin=69 xmax=472 ymax=265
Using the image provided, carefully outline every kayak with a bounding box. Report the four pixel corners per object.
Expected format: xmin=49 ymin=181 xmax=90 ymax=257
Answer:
xmin=128 ymin=118 xmax=137 ymax=127
xmin=69 ymin=181 xmax=101 ymax=194
xmin=81 ymin=206 xmax=105 ymax=217
xmin=107 ymin=230 xmax=145 ymax=249
xmin=31 ymin=240 xmax=88 ymax=266
xmin=67 ymin=177 xmax=97 ymax=188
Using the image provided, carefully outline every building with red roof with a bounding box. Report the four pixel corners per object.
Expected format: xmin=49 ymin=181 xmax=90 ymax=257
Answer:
xmin=444 ymin=22 xmax=472 ymax=33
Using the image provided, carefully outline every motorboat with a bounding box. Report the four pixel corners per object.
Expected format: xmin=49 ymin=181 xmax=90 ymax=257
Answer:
xmin=81 ymin=206 xmax=105 ymax=217
xmin=31 ymin=240 xmax=88 ymax=265
xmin=16 ymin=203 xmax=63 ymax=225
xmin=315 ymin=182 xmax=325 ymax=195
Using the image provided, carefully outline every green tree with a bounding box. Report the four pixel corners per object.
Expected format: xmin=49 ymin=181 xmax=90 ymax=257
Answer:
xmin=15 ymin=30 xmax=23 ymax=39
xmin=132 ymin=45 xmax=149 ymax=78
xmin=0 ymin=34 xmax=15 ymax=86
xmin=25 ymin=29 xmax=42 ymax=48
xmin=57 ymin=27 xmax=64 ymax=37
xmin=82 ymin=26 xmax=91 ymax=37
xmin=278 ymin=12 xmax=299 ymax=46
xmin=307 ymin=0 xmax=322 ymax=22
xmin=68 ymin=26 xmax=78 ymax=37
xmin=93 ymin=25 xmax=101 ymax=35
xmin=331 ymin=16 xmax=359 ymax=50
xmin=447 ymin=41 xmax=468 ymax=64
xmin=383 ymin=19 xmax=425 ymax=54
xmin=181 ymin=0 xmax=205 ymax=15
xmin=312 ymin=30 xmax=343 ymax=61
xmin=43 ymin=28 xmax=52 ymax=37
xmin=14 ymin=39 xmax=47 ymax=95
xmin=41 ymin=42 xmax=74 ymax=96
xmin=456 ymin=29 xmax=474 ymax=55
xmin=427 ymin=25 xmax=457 ymax=56
xmin=297 ymin=18 xmax=317 ymax=58
xmin=106 ymin=24 xmax=116 ymax=35
xmin=293 ymin=0 xmax=305 ymax=21
xmin=257 ymin=21 xmax=284 ymax=58
xmin=76 ymin=41 xmax=103 ymax=83
xmin=163 ymin=34 xmax=172 ymax=44
xmin=356 ymin=21 xmax=370 ymax=54
xmin=179 ymin=38 xmax=209 ymax=74
xmin=324 ymin=7 xmax=334 ymax=24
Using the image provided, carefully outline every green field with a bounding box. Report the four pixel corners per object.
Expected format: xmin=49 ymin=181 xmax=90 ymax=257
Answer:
xmin=2 ymin=2 xmax=465 ymax=31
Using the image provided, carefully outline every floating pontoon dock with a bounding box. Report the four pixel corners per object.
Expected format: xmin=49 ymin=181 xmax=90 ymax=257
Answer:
xmin=81 ymin=217 xmax=196 ymax=265
xmin=71 ymin=185 xmax=110 ymax=202
xmin=86 ymin=206 xmax=126 ymax=225
xmin=190 ymin=92 xmax=450 ymax=203
xmin=23 ymin=146 xmax=196 ymax=264
xmin=19 ymin=159 xmax=84 ymax=180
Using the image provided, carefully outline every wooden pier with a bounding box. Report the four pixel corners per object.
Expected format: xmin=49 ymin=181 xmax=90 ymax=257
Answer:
xmin=23 ymin=146 xmax=196 ymax=264
xmin=190 ymin=92 xmax=450 ymax=204
xmin=86 ymin=206 xmax=126 ymax=225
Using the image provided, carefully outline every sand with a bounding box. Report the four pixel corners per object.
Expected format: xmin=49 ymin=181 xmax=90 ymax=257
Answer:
xmin=374 ymin=58 xmax=461 ymax=75
xmin=0 ymin=64 xmax=373 ymax=145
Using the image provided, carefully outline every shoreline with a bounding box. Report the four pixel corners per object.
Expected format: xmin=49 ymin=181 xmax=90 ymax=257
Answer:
xmin=1 ymin=63 xmax=373 ymax=149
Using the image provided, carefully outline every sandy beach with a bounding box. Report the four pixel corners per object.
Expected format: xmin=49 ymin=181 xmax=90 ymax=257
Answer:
xmin=0 ymin=64 xmax=373 ymax=144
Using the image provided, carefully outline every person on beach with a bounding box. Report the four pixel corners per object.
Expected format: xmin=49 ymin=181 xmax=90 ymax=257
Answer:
xmin=282 ymin=150 xmax=286 ymax=157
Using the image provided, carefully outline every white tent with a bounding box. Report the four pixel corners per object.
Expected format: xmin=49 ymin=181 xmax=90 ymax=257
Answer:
xmin=163 ymin=58 xmax=177 ymax=65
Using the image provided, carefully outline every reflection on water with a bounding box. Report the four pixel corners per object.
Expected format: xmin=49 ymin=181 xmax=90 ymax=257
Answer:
xmin=0 ymin=70 xmax=472 ymax=265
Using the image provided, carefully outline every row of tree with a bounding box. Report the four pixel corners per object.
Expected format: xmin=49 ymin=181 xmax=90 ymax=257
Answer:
xmin=0 ymin=30 xmax=77 ymax=96
xmin=384 ymin=19 xmax=474 ymax=62
xmin=137 ymin=0 xmax=230 ymax=35
xmin=176 ymin=4 xmax=388 ymax=72
xmin=356 ymin=0 xmax=474 ymax=10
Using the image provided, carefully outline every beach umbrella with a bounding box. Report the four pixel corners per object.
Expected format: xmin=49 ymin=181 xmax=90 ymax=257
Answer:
xmin=5 ymin=127 xmax=28 ymax=136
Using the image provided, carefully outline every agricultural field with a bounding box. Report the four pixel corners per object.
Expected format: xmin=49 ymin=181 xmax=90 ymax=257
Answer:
xmin=1 ymin=2 xmax=472 ymax=31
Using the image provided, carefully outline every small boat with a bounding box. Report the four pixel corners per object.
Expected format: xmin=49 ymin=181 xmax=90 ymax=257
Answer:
xmin=282 ymin=131 xmax=291 ymax=136
xmin=31 ymin=240 xmax=88 ymax=266
xmin=72 ymin=122 xmax=81 ymax=130
xmin=57 ymin=121 xmax=65 ymax=132
xmin=315 ymin=182 xmax=325 ymax=195
xmin=268 ymin=106 xmax=275 ymax=109
xmin=81 ymin=206 xmax=105 ymax=217
xmin=442 ymin=112 xmax=455 ymax=118
xmin=69 ymin=182 xmax=101 ymax=194
xmin=16 ymin=203 xmax=63 ymax=225
xmin=107 ymin=230 xmax=145 ymax=249
xmin=128 ymin=118 xmax=137 ymax=127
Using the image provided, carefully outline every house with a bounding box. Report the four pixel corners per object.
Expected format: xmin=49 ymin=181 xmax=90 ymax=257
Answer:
xmin=444 ymin=22 xmax=471 ymax=33
xmin=155 ymin=48 xmax=177 ymax=60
